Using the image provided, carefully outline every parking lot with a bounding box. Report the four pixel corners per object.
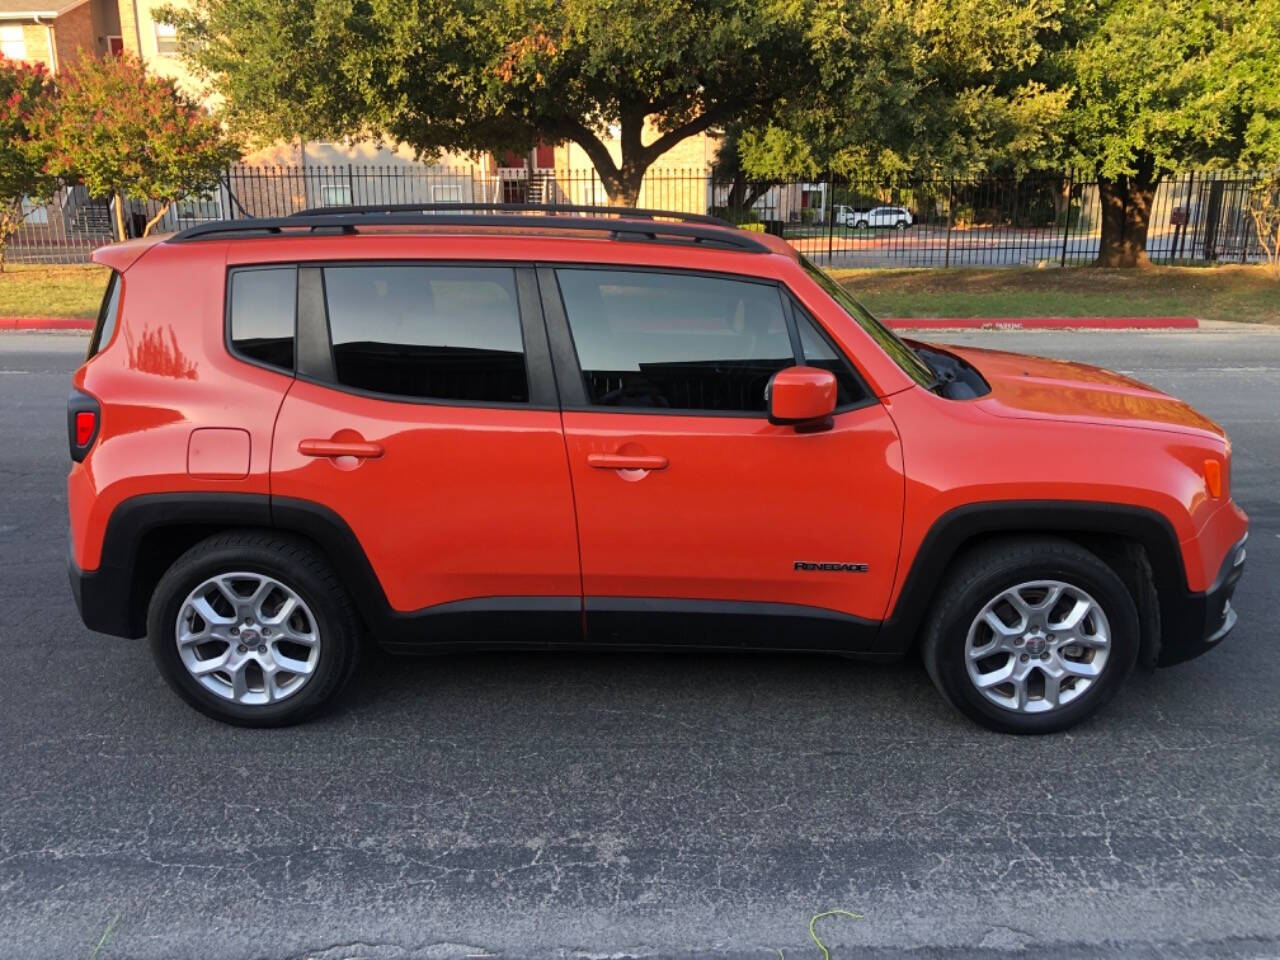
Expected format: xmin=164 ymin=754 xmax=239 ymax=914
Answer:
xmin=2 ymin=326 xmax=1278 ymax=959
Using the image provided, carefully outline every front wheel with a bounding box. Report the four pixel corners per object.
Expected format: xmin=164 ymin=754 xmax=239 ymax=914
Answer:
xmin=855 ymin=219 xmax=869 ymax=229
xmin=895 ymin=220 xmax=908 ymax=230
xmin=922 ymin=537 xmax=1139 ymax=734
xmin=147 ymin=532 xmax=361 ymax=726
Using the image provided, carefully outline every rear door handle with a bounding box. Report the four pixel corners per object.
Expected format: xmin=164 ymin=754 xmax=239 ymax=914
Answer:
xmin=587 ymin=453 xmax=668 ymax=471
xmin=299 ymin=439 xmax=384 ymax=459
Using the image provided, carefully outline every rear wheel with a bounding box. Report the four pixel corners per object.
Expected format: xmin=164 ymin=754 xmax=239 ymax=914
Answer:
xmin=855 ymin=219 xmax=869 ymax=229
xmin=922 ymin=537 xmax=1139 ymax=734
xmin=147 ymin=532 xmax=361 ymax=726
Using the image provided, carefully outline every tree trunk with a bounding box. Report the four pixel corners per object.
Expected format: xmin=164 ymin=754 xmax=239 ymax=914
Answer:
xmin=142 ymin=201 xmax=173 ymax=237
xmin=113 ymin=192 xmax=127 ymax=243
xmin=1094 ymin=153 xmax=1159 ymax=267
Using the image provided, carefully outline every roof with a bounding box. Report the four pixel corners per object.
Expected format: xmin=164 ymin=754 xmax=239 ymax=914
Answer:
xmin=0 ymin=0 xmax=88 ymax=18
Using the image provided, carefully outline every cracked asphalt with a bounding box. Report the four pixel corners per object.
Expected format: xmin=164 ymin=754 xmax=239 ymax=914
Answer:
xmin=1 ymin=326 xmax=1278 ymax=960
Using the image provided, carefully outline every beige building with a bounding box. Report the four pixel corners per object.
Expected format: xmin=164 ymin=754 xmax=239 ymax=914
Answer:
xmin=0 ymin=0 xmax=123 ymax=70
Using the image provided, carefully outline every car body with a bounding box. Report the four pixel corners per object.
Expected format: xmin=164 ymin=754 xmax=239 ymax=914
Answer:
xmin=67 ymin=205 xmax=1247 ymax=732
xmin=838 ymin=205 xmax=913 ymax=229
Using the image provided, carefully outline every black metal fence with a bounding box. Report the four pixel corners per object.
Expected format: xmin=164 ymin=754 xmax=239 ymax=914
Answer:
xmin=4 ymin=165 xmax=1271 ymax=268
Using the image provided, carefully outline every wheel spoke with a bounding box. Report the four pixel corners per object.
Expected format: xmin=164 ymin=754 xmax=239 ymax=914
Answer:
xmin=188 ymin=650 xmax=232 ymax=676
xmin=190 ymin=595 xmax=235 ymax=628
xmin=974 ymin=658 xmax=1015 ymax=689
xmin=1052 ymin=596 xmax=1092 ymax=632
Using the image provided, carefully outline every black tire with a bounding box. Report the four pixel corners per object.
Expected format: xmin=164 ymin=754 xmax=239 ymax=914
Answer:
xmin=895 ymin=220 xmax=907 ymax=230
xmin=147 ymin=531 xmax=361 ymax=727
xmin=855 ymin=219 xmax=869 ymax=229
xmin=921 ymin=536 xmax=1139 ymax=734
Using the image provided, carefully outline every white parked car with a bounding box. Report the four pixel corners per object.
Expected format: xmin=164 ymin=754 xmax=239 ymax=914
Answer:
xmin=844 ymin=205 xmax=914 ymax=229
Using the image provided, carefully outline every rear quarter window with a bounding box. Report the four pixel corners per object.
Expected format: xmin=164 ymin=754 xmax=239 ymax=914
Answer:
xmin=86 ymin=271 xmax=122 ymax=359
xmin=228 ymin=267 xmax=298 ymax=371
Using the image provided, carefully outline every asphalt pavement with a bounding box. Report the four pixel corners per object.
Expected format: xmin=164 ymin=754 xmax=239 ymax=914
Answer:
xmin=1 ymin=327 xmax=1278 ymax=959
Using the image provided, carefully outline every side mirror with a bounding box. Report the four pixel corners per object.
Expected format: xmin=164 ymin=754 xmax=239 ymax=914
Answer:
xmin=768 ymin=366 xmax=837 ymax=431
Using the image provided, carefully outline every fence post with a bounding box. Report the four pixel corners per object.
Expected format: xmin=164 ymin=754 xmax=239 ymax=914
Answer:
xmin=1059 ymin=171 xmax=1074 ymax=267
xmin=826 ymin=176 xmax=835 ymax=265
xmin=944 ymin=178 xmax=954 ymax=268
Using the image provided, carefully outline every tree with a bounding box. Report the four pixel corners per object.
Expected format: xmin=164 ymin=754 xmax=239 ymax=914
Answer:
xmin=0 ymin=57 xmax=57 ymax=272
xmin=29 ymin=54 xmax=238 ymax=240
xmin=165 ymin=0 xmax=815 ymax=206
xmin=736 ymin=0 xmax=1070 ymax=181
xmin=1060 ymin=0 xmax=1280 ymax=266
xmin=1248 ymin=173 xmax=1280 ymax=276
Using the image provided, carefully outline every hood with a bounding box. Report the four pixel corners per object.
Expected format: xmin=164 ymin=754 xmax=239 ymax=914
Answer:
xmin=940 ymin=344 xmax=1226 ymax=441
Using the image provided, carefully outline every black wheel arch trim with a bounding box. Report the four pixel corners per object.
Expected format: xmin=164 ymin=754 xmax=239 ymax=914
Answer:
xmin=875 ymin=500 xmax=1196 ymax=661
xmin=74 ymin=493 xmax=1221 ymax=667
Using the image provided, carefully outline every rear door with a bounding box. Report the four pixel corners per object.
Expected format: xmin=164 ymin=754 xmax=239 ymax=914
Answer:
xmin=540 ymin=265 xmax=904 ymax=650
xmin=268 ymin=262 xmax=581 ymax=643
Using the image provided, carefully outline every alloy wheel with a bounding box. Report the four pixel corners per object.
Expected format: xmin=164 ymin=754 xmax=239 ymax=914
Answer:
xmin=175 ymin=572 xmax=321 ymax=706
xmin=964 ymin=579 xmax=1111 ymax=714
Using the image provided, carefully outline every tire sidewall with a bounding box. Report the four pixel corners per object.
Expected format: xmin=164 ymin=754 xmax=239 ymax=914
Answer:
xmin=148 ymin=541 xmax=353 ymax=727
xmin=933 ymin=554 xmax=1139 ymax=734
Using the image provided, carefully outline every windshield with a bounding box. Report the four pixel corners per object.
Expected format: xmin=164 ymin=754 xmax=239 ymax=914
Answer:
xmin=800 ymin=257 xmax=936 ymax=388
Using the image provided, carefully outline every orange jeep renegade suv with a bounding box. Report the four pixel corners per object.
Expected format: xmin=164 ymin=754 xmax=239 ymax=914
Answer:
xmin=67 ymin=205 xmax=1248 ymax=733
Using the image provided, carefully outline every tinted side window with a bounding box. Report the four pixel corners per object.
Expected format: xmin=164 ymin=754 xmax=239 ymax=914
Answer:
xmin=793 ymin=304 xmax=869 ymax=407
xmin=87 ymin=271 xmax=121 ymax=358
xmin=230 ymin=267 xmax=297 ymax=371
xmin=323 ymin=265 xmax=527 ymax=403
xmin=556 ymin=269 xmax=792 ymax=413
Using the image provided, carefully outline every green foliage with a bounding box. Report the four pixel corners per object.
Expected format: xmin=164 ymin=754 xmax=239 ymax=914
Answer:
xmin=1061 ymin=0 xmax=1280 ymax=179
xmin=0 ymin=57 xmax=58 ymax=268
xmin=29 ymin=54 xmax=238 ymax=232
xmin=741 ymin=0 xmax=1070 ymax=180
xmin=164 ymin=0 xmax=814 ymax=201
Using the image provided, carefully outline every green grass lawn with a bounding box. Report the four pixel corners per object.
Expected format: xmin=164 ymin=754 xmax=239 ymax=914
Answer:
xmin=0 ymin=264 xmax=111 ymax=318
xmin=2 ymin=261 xmax=1277 ymax=326
xmin=832 ymin=264 xmax=1280 ymax=325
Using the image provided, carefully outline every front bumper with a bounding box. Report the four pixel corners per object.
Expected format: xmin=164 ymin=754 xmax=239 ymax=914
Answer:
xmin=1157 ymin=532 xmax=1247 ymax=667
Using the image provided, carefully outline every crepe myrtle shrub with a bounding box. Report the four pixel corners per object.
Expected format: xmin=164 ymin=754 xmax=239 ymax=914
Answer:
xmin=0 ymin=57 xmax=58 ymax=272
xmin=30 ymin=54 xmax=239 ymax=241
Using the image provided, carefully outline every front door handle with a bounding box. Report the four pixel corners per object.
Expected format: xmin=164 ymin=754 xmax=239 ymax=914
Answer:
xmin=587 ymin=453 xmax=668 ymax=471
xmin=299 ymin=438 xmax=384 ymax=459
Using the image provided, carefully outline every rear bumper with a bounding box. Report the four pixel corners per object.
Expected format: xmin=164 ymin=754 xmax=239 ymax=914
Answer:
xmin=68 ymin=552 xmax=144 ymax=639
xmin=1157 ymin=532 xmax=1247 ymax=667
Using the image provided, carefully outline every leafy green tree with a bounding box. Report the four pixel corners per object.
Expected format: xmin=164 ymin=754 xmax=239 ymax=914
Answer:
xmin=0 ymin=57 xmax=57 ymax=272
xmin=30 ymin=54 xmax=239 ymax=241
xmin=1060 ymin=0 xmax=1280 ymax=266
xmin=737 ymin=0 xmax=1070 ymax=181
xmin=165 ymin=0 xmax=815 ymax=205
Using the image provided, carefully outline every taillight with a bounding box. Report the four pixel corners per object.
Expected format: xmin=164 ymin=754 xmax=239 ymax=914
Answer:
xmin=68 ymin=389 xmax=101 ymax=462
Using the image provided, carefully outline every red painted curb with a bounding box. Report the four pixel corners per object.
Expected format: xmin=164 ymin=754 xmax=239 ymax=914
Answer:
xmin=0 ymin=316 xmax=96 ymax=331
xmin=885 ymin=315 xmax=1199 ymax=331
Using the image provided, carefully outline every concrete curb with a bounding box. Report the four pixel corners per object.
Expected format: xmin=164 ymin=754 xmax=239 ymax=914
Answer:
xmin=1 ymin=316 xmax=96 ymax=331
xmin=1 ymin=314 xmax=1201 ymax=333
xmin=885 ymin=315 xmax=1199 ymax=330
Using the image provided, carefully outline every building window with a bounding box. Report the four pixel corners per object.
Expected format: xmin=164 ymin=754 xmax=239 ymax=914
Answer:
xmin=321 ymin=184 xmax=352 ymax=207
xmin=1 ymin=25 xmax=27 ymax=61
xmin=154 ymin=21 xmax=179 ymax=57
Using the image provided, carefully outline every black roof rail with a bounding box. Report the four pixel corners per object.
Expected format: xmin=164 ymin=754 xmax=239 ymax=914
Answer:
xmin=168 ymin=210 xmax=770 ymax=252
xmin=288 ymin=201 xmax=737 ymax=227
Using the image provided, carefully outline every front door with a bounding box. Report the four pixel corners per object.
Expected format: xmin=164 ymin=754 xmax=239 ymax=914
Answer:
xmin=540 ymin=265 xmax=904 ymax=650
xmin=268 ymin=262 xmax=582 ymax=644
